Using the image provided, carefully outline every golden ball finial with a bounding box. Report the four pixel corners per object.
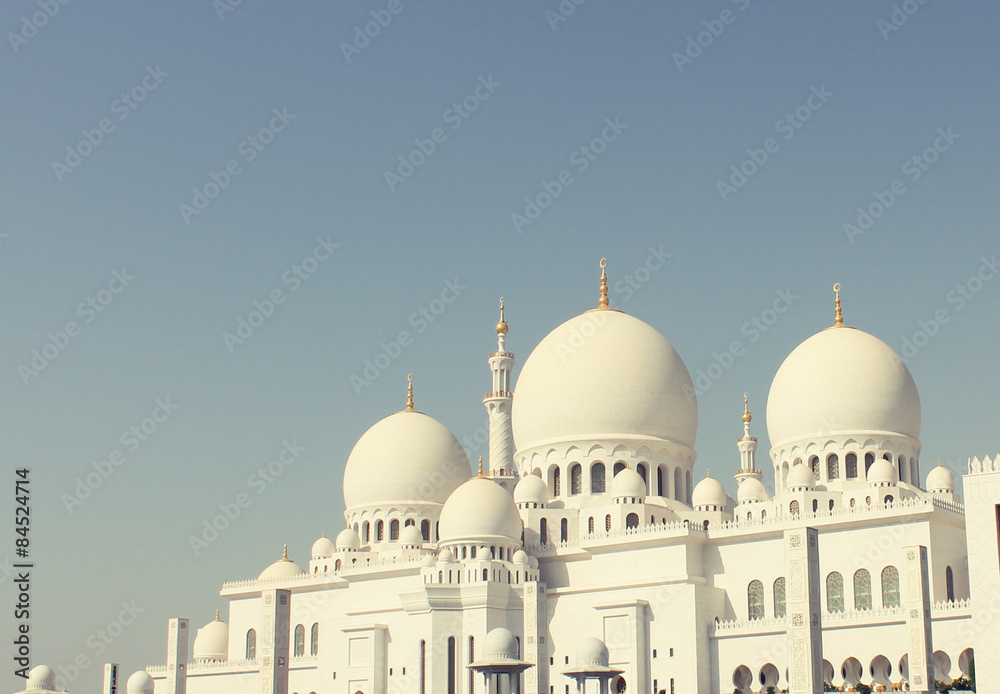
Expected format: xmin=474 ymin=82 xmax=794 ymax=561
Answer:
xmin=281 ymin=543 xmax=289 ymax=560
xmin=742 ymin=393 xmax=752 ymax=423
xmin=598 ymin=258 xmax=610 ymax=309
xmin=833 ymin=283 xmax=844 ymax=327
xmin=496 ymin=296 xmax=508 ymax=334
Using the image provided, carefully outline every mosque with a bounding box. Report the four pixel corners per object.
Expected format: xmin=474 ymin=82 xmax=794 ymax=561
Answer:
xmin=14 ymin=262 xmax=1000 ymax=694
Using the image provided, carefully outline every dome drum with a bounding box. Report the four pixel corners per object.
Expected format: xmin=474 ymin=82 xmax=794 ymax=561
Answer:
xmin=772 ymin=435 xmax=921 ymax=492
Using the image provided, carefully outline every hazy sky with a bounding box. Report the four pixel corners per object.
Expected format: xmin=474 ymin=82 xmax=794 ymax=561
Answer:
xmin=2 ymin=1 xmax=999 ymax=691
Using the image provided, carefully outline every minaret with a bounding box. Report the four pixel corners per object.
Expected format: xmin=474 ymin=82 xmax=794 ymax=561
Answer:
xmin=484 ymin=297 xmax=516 ymax=490
xmin=735 ymin=393 xmax=762 ymax=488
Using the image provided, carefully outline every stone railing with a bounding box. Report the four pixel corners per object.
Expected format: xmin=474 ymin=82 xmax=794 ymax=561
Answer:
xmin=712 ymin=615 xmax=787 ymax=635
xmin=188 ymin=658 xmax=258 ymax=672
xmin=221 ymin=553 xmax=425 ymax=590
xmin=823 ymin=606 xmax=905 ymax=624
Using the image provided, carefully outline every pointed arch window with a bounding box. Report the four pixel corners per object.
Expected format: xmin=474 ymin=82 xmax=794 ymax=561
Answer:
xmin=605 ymin=514 xmax=612 ymax=532
xmin=854 ymin=569 xmax=872 ymax=610
xmin=294 ymin=624 xmax=305 ymax=657
xmin=826 ymin=572 xmax=844 ymax=613
xmin=539 ymin=518 xmax=547 ymax=545
xmin=552 ymin=467 xmax=561 ymax=496
xmin=637 ymin=464 xmax=647 ymax=487
xmin=246 ymin=629 xmax=257 ymax=660
xmin=591 ymin=463 xmax=606 ymax=494
xmin=390 ymin=519 xmax=399 ymax=541
xmin=810 ymin=456 xmax=820 ymax=478
xmin=570 ymin=464 xmax=582 ymax=495
xmin=310 ymin=623 xmax=319 ymax=656
xmin=773 ymin=577 xmax=786 ymax=618
xmin=748 ymin=580 xmax=765 ymax=620
xmin=656 ymin=467 xmax=664 ymax=497
xmin=625 ymin=513 xmax=639 ymax=529
xmin=420 ymin=519 xmax=430 ymax=542
xmin=376 ymin=520 xmax=384 ymax=542
xmin=827 ymin=454 xmax=840 ymax=480
xmin=946 ymin=566 xmax=955 ymax=602
xmin=588 ymin=517 xmax=594 ymax=534
xmin=789 ymin=500 xmax=800 ymax=515
xmin=614 ymin=462 xmax=626 ymax=476
xmin=846 ymin=453 xmax=858 ymax=479
xmin=865 ymin=452 xmax=875 ymax=477
xmin=560 ymin=518 xmax=568 ymax=542
xmin=882 ymin=566 xmax=900 ymax=607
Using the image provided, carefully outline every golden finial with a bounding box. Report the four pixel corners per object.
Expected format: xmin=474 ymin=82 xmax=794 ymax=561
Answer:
xmin=598 ymin=258 xmax=610 ymax=309
xmin=215 ymin=609 xmax=221 ymax=621
xmin=706 ymin=469 xmax=712 ymax=478
xmin=477 ymin=457 xmax=485 ymax=477
xmin=404 ymin=373 xmax=415 ymax=412
xmin=496 ymin=297 xmax=508 ymax=335
xmin=742 ymin=393 xmax=752 ymax=423
xmin=833 ymin=283 xmax=844 ymax=327
xmin=281 ymin=544 xmax=288 ymax=560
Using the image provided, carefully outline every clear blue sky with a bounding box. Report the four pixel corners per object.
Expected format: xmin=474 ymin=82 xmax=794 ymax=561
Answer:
xmin=2 ymin=1 xmax=999 ymax=690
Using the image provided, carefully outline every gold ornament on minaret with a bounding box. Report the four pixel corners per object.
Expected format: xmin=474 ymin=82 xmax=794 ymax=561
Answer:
xmin=742 ymin=393 xmax=752 ymax=423
xmin=496 ymin=296 xmax=508 ymax=335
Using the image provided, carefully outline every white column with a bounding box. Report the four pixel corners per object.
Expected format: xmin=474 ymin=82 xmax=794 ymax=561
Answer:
xmin=164 ymin=618 xmax=189 ymax=694
xmin=259 ymin=589 xmax=290 ymax=694
xmin=784 ymin=527 xmax=823 ymax=694
xmin=903 ymin=545 xmax=934 ymax=693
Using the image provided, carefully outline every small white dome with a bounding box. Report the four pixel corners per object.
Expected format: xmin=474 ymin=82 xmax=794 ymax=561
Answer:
xmin=575 ymin=637 xmax=610 ymax=667
xmin=311 ymin=534 xmax=336 ymax=558
xmin=126 ymin=671 xmax=155 ymax=694
xmin=512 ymin=549 xmax=528 ymax=564
xmin=786 ymin=464 xmax=816 ymax=490
xmin=422 ymin=554 xmax=436 ymax=566
xmin=926 ymin=463 xmax=955 ymax=492
xmin=343 ymin=410 xmax=470 ymax=511
xmin=399 ymin=524 xmax=424 ymax=547
xmin=438 ymin=548 xmax=455 ymax=563
xmin=528 ymin=556 xmax=538 ymax=569
xmin=611 ymin=467 xmax=646 ymax=499
xmin=258 ymin=546 xmax=306 ymax=581
xmin=193 ymin=613 xmax=229 ymax=661
xmin=692 ymin=473 xmax=727 ymax=508
xmin=513 ymin=474 xmax=548 ymax=505
xmin=867 ymin=458 xmax=899 ymax=485
xmin=482 ymin=627 xmax=519 ymax=660
xmin=335 ymin=528 xmax=361 ymax=551
xmin=439 ymin=477 xmax=523 ymax=545
xmin=737 ymin=478 xmax=769 ymax=503
xmin=26 ymin=665 xmax=57 ymax=691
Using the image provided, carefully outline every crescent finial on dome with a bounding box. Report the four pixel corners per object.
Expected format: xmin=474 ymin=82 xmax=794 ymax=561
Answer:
xmin=281 ymin=543 xmax=289 ymax=561
xmin=598 ymin=258 xmax=609 ymax=309
xmin=404 ymin=373 xmax=415 ymax=412
xmin=477 ymin=456 xmax=485 ymax=478
xmin=496 ymin=297 xmax=508 ymax=335
xmin=215 ymin=609 xmax=221 ymax=621
xmin=833 ymin=283 xmax=844 ymax=327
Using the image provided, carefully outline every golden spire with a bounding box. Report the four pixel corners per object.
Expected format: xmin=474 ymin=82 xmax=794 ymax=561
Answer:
xmin=742 ymin=393 xmax=752 ymax=423
xmin=215 ymin=609 xmax=221 ymax=621
xmin=706 ymin=469 xmax=712 ymax=478
xmin=477 ymin=456 xmax=485 ymax=477
xmin=404 ymin=373 xmax=415 ymax=412
xmin=833 ymin=283 xmax=844 ymax=327
xmin=281 ymin=544 xmax=289 ymax=561
xmin=598 ymin=258 xmax=610 ymax=309
xmin=496 ymin=297 xmax=508 ymax=335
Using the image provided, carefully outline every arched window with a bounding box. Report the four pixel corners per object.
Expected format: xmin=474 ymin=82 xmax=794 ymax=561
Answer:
xmin=420 ymin=519 xmax=430 ymax=542
xmin=898 ymin=455 xmax=908 ymax=483
xmin=605 ymin=514 xmax=612 ymax=532
xmin=294 ymin=624 xmax=305 ymax=657
xmin=376 ymin=520 xmax=384 ymax=542
xmin=946 ymin=566 xmax=955 ymax=601
xmin=614 ymin=462 xmax=627 ymax=476
xmin=539 ymin=518 xmax=547 ymax=545
xmin=405 ymin=518 xmax=415 ymax=526
xmin=335 ymin=559 xmax=342 ymax=571
xmin=560 ymin=518 xmax=568 ymax=542
xmin=854 ymin=569 xmax=872 ymax=610
xmin=882 ymin=566 xmax=900 ymax=607
xmin=829 ymin=499 xmax=835 ymax=511
xmin=420 ymin=640 xmax=426 ymax=694
xmin=748 ymin=580 xmax=765 ymax=620
xmin=846 ymin=453 xmax=858 ymax=479
xmin=884 ymin=495 xmax=894 ymax=505
xmin=390 ymin=519 xmax=399 ymax=541
xmin=246 ymin=629 xmax=257 ymax=659
xmin=673 ymin=468 xmax=683 ymax=501
xmin=761 ymin=509 xmax=767 ymax=520
xmin=773 ymin=577 xmax=786 ymax=618
xmin=826 ymin=572 xmax=844 ymax=612
xmin=591 ymin=463 xmax=606 ymax=494
xmin=362 ymin=521 xmax=370 ymax=544
xmin=790 ymin=500 xmax=800 ymax=515
xmin=812 ymin=499 xmax=819 ymax=513
xmin=865 ymin=452 xmax=875 ymax=476
xmin=310 ymin=623 xmax=319 ymax=656
xmin=447 ymin=636 xmax=456 ymax=694
xmin=570 ymin=464 xmax=582 ymax=495
xmin=625 ymin=513 xmax=639 ymax=529
xmin=588 ymin=517 xmax=594 ymax=534
xmin=810 ymin=456 xmax=820 ymax=478
xmin=468 ymin=636 xmax=475 ymax=694
xmin=656 ymin=467 xmax=664 ymax=496
xmin=435 ymin=522 xmax=439 ymax=541
xmin=827 ymin=454 xmax=840 ymax=480
xmin=551 ymin=467 xmax=561 ymax=496
xmin=637 ymin=464 xmax=647 ymax=488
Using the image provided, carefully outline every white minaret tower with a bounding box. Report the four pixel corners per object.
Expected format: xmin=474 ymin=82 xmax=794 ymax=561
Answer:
xmin=484 ymin=297 xmax=517 ymax=491
xmin=735 ymin=393 xmax=763 ymax=488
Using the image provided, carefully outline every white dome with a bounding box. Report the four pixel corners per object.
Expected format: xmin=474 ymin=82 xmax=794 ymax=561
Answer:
xmin=258 ymin=547 xmax=306 ymax=581
xmin=438 ymin=548 xmax=454 ymax=563
xmin=926 ymin=463 xmax=955 ymax=492
xmin=193 ymin=614 xmax=229 ymax=661
xmin=738 ymin=478 xmax=770 ymax=503
xmin=26 ymin=665 xmax=57 ymax=691
xmin=422 ymin=554 xmax=436 ymax=566
xmin=439 ymin=477 xmax=522 ymax=545
xmin=512 ymin=549 xmax=528 ymax=564
xmin=611 ymin=467 xmax=646 ymax=499
xmin=312 ymin=534 xmax=336 ymax=558
xmin=575 ymin=637 xmax=610 ymax=667
xmin=335 ymin=528 xmax=361 ymax=551
xmin=126 ymin=671 xmax=155 ymax=694
xmin=482 ymin=627 xmax=519 ymax=660
xmin=786 ymin=464 xmax=816 ymax=490
xmin=867 ymin=458 xmax=898 ymax=485
xmin=692 ymin=474 xmax=727 ymax=508
xmin=513 ymin=474 xmax=548 ymax=505
xmin=512 ymin=310 xmax=697 ymax=452
xmin=343 ymin=411 xmax=470 ymax=510
xmin=767 ymin=326 xmax=921 ymax=448
xmin=399 ymin=524 xmax=424 ymax=547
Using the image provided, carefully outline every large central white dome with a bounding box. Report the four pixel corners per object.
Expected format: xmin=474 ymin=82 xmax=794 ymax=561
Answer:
xmin=766 ymin=326 xmax=921 ymax=448
xmin=511 ymin=309 xmax=697 ymax=452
